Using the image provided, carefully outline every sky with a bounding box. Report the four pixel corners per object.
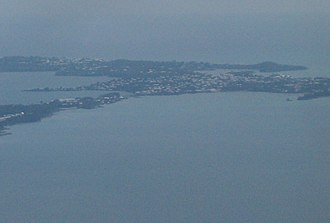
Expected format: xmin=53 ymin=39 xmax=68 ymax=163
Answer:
xmin=0 ymin=0 xmax=329 ymax=65
xmin=1 ymin=0 xmax=329 ymax=17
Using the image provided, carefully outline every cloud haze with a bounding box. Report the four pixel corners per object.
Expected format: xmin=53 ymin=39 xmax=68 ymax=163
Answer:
xmin=1 ymin=0 xmax=329 ymax=19
xmin=0 ymin=0 xmax=329 ymax=66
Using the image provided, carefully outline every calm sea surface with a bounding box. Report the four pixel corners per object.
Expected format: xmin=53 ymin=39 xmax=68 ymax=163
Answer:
xmin=0 ymin=71 xmax=330 ymax=223
xmin=0 ymin=72 xmax=110 ymax=104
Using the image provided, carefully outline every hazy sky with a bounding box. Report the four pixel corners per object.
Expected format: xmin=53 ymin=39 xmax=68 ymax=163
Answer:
xmin=1 ymin=0 xmax=329 ymax=65
xmin=2 ymin=0 xmax=329 ymax=18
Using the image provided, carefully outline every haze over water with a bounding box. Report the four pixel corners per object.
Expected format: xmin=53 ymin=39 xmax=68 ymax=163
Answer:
xmin=1 ymin=1 xmax=330 ymax=222
xmin=1 ymin=13 xmax=330 ymax=76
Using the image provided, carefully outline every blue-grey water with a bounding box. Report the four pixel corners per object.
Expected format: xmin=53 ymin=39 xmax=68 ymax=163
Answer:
xmin=1 ymin=13 xmax=330 ymax=222
xmin=0 ymin=72 xmax=110 ymax=105
xmin=1 ymin=87 xmax=330 ymax=222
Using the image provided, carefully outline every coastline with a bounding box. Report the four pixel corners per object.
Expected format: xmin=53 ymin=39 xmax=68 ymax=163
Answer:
xmin=1 ymin=56 xmax=329 ymax=136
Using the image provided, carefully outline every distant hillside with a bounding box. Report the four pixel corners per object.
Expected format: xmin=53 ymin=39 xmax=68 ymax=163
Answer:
xmin=214 ymin=61 xmax=307 ymax=72
xmin=0 ymin=56 xmax=307 ymax=77
xmin=250 ymin=61 xmax=307 ymax=72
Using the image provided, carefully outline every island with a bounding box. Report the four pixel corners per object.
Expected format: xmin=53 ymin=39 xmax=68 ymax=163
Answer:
xmin=0 ymin=56 xmax=329 ymax=136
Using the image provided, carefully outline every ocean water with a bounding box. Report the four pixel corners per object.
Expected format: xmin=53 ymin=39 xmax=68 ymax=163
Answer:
xmin=1 ymin=12 xmax=330 ymax=222
xmin=0 ymin=91 xmax=330 ymax=223
xmin=0 ymin=72 xmax=110 ymax=104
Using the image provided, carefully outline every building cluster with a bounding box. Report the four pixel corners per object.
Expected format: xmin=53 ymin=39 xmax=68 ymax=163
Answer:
xmin=27 ymin=71 xmax=330 ymax=98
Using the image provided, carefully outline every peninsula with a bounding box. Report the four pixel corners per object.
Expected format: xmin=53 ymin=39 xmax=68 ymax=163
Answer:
xmin=0 ymin=56 xmax=329 ymax=135
xmin=0 ymin=93 xmax=125 ymax=135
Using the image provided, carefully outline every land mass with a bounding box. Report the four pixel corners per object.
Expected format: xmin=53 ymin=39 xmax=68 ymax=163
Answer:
xmin=0 ymin=56 xmax=307 ymax=75
xmin=0 ymin=93 xmax=125 ymax=135
xmin=0 ymin=56 xmax=329 ymax=136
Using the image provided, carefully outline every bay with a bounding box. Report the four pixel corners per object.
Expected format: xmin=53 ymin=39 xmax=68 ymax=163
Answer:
xmin=0 ymin=72 xmax=110 ymax=104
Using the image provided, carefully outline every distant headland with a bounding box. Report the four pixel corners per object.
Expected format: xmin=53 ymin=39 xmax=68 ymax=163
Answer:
xmin=0 ymin=56 xmax=307 ymax=74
